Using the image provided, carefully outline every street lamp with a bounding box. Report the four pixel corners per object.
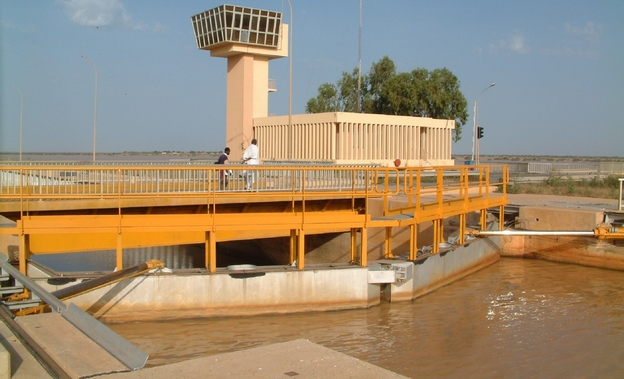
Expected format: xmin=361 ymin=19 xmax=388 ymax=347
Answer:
xmin=473 ymin=83 xmax=495 ymax=165
xmin=286 ymin=0 xmax=293 ymax=160
xmin=81 ymin=55 xmax=98 ymax=162
xmin=11 ymin=85 xmax=23 ymax=161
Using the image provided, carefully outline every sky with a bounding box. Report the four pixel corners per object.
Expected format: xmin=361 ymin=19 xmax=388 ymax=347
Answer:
xmin=1 ymin=0 xmax=623 ymax=157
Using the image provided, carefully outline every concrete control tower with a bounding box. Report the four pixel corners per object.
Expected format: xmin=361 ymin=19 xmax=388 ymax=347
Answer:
xmin=191 ymin=5 xmax=288 ymax=160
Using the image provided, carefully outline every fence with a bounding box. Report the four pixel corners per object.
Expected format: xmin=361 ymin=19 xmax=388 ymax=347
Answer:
xmin=0 ymin=165 xmax=387 ymax=198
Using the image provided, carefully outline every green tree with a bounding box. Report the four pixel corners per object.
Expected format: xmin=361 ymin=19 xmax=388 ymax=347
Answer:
xmin=305 ymin=83 xmax=339 ymax=113
xmin=306 ymin=57 xmax=468 ymax=142
xmin=424 ymin=68 xmax=468 ymax=142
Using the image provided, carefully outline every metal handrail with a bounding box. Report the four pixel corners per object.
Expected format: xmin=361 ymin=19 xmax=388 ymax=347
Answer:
xmin=382 ymin=164 xmax=507 ymax=215
xmin=1 ymin=164 xmax=505 ymax=204
xmin=0 ymin=165 xmax=395 ymax=200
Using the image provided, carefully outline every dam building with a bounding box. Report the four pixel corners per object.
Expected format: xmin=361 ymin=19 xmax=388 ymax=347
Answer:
xmin=191 ymin=4 xmax=454 ymax=166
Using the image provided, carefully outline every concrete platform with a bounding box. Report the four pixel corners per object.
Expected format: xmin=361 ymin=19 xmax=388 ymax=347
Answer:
xmin=0 ymin=320 xmax=52 ymax=379
xmin=103 ymin=339 xmax=408 ymax=379
xmin=16 ymin=312 xmax=130 ymax=378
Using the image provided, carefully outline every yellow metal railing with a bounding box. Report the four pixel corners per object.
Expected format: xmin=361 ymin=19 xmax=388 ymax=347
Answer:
xmin=377 ymin=165 xmax=508 ymax=258
xmin=0 ymin=165 xmax=391 ymax=198
xmin=386 ymin=165 xmax=508 ymax=218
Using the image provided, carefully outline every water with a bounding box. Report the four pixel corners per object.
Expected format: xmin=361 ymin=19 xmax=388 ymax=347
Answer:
xmin=108 ymin=258 xmax=624 ymax=378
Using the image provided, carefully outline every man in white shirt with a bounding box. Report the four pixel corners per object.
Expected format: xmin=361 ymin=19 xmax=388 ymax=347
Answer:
xmin=242 ymin=139 xmax=259 ymax=190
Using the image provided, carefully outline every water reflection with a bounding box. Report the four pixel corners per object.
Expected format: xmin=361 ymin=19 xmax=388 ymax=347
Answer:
xmin=109 ymin=258 xmax=624 ymax=378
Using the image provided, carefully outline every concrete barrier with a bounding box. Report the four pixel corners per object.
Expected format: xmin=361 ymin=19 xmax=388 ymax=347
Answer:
xmin=372 ymin=237 xmax=500 ymax=302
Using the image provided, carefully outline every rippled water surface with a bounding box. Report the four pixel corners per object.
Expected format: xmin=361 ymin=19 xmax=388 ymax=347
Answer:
xmin=109 ymin=258 xmax=624 ymax=378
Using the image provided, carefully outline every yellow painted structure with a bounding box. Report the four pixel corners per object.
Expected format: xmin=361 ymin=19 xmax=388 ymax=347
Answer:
xmin=0 ymin=164 xmax=508 ymax=275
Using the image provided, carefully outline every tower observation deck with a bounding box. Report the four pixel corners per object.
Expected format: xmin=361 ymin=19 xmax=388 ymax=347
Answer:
xmin=191 ymin=5 xmax=288 ymax=161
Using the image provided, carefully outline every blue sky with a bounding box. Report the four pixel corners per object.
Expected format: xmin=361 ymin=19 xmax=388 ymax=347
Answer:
xmin=1 ymin=0 xmax=622 ymax=156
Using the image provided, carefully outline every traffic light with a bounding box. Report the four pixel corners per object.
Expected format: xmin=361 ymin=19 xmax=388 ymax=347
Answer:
xmin=477 ymin=126 xmax=484 ymax=139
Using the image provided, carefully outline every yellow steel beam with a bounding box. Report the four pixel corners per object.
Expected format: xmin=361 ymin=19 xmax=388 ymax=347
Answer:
xmin=206 ymin=230 xmax=216 ymax=273
xmin=409 ymin=224 xmax=417 ymax=261
xmin=18 ymin=211 xmax=368 ymax=255
xmin=360 ymin=227 xmax=368 ymax=267
xmin=296 ymin=229 xmax=305 ymax=270
xmin=384 ymin=227 xmax=393 ymax=258
xmin=350 ymin=228 xmax=357 ymax=263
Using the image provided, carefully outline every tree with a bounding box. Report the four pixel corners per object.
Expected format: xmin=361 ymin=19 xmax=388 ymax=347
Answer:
xmin=423 ymin=68 xmax=468 ymax=142
xmin=306 ymin=57 xmax=468 ymax=142
xmin=305 ymin=83 xmax=339 ymax=113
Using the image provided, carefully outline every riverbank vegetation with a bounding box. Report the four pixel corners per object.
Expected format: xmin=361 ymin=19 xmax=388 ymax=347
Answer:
xmin=506 ymin=175 xmax=621 ymax=199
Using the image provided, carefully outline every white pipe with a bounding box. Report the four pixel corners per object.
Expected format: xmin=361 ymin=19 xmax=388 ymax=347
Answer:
xmin=476 ymin=230 xmax=595 ymax=237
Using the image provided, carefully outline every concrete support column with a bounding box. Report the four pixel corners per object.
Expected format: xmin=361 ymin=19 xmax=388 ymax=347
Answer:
xmin=226 ymin=54 xmax=256 ymax=161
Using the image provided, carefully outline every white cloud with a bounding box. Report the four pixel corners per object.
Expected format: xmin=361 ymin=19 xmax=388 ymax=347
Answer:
xmin=541 ymin=46 xmax=598 ymax=58
xmin=60 ymin=0 xmax=130 ymax=27
xmin=1 ymin=19 xmax=36 ymax=33
xmin=59 ymin=0 xmax=166 ymax=32
xmin=564 ymin=22 xmax=602 ymax=42
xmin=488 ymin=33 xmax=530 ymax=55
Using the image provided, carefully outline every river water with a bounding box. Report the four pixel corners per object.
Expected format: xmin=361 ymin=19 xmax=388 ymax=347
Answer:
xmin=108 ymin=258 xmax=624 ymax=378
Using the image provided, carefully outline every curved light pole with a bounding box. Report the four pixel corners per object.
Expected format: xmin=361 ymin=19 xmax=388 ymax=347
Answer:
xmin=286 ymin=0 xmax=293 ymax=160
xmin=11 ymin=86 xmax=23 ymax=161
xmin=474 ymin=82 xmax=495 ymax=165
xmin=81 ymin=55 xmax=98 ymax=162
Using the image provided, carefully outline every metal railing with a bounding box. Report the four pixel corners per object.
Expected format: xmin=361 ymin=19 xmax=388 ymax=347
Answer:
xmin=527 ymin=162 xmax=598 ymax=174
xmin=0 ymin=165 xmax=390 ymax=199
xmin=383 ymin=165 xmax=508 ymax=217
xmin=0 ymin=159 xmax=217 ymax=167
xmin=0 ymin=164 xmax=510 ymax=203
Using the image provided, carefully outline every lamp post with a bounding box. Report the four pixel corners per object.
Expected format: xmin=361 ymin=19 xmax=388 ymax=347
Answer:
xmin=81 ymin=55 xmax=98 ymax=162
xmin=286 ymin=0 xmax=293 ymax=160
xmin=11 ymin=85 xmax=23 ymax=161
xmin=474 ymin=82 xmax=495 ymax=165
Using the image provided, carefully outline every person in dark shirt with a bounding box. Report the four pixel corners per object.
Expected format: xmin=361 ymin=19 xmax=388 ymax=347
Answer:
xmin=216 ymin=147 xmax=230 ymax=188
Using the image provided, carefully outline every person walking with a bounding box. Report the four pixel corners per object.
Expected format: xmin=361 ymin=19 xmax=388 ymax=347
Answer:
xmin=215 ymin=147 xmax=230 ymax=189
xmin=242 ymin=139 xmax=259 ymax=190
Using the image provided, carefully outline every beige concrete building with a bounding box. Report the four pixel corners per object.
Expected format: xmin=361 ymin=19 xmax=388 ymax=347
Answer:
xmin=192 ymin=4 xmax=454 ymax=166
xmin=255 ymin=112 xmax=454 ymax=166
